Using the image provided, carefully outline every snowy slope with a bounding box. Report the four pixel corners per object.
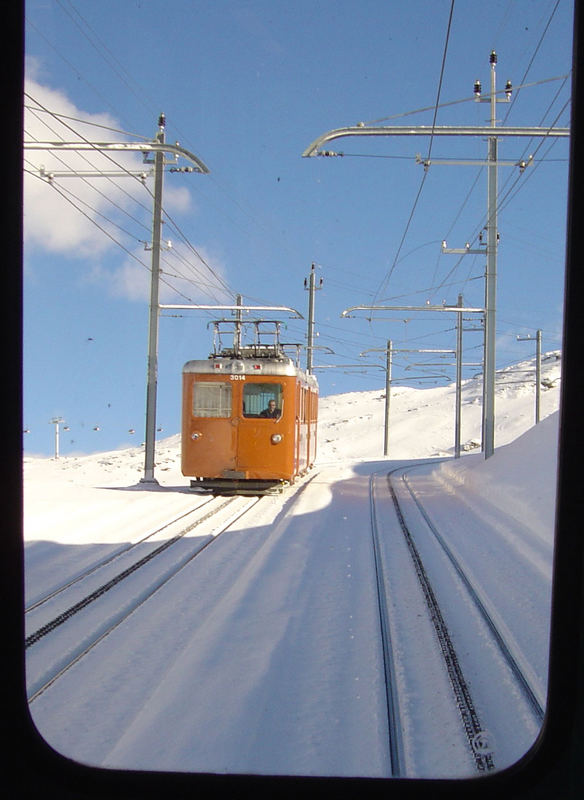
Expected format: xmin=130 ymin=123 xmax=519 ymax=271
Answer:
xmin=23 ymin=353 xmax=561 ymax=778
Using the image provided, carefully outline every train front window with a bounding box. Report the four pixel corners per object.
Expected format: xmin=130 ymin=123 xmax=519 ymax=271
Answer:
xmin=192 ymin=381 xmax=232 ymax=418
xmin=243 ymin=383 xmax=283 ymax=418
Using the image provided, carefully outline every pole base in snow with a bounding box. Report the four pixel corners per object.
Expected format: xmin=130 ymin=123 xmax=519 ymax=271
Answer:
xmin=139 ymin=475 xmax=160 ymax=486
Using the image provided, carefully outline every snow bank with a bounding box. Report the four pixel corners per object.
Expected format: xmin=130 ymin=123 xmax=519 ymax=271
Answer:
xmin=435 ymin=412 xmax=559 ymax=539
xmin=23 ymin=353 xmax=562 ymax=778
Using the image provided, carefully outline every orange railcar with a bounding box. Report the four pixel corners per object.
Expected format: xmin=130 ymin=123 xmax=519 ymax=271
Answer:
xmin=182 ymin=348 xmax=318 ymax=493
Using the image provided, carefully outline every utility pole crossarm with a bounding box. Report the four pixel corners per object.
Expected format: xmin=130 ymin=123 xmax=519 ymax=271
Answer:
xmin=159 ymin=304 xmax=304 ymax=318
xmin=306 ymin=52 xmax=566 ymax=460
xmin=302 ymin=124 xmax=569 ymax=157
xmin=25 ymin=115 xmax=210 ymax=484
xmin=24 ymin=141 xmax=210 ymax=173
xmin=341 ymin=304 xmax=485 ymax=316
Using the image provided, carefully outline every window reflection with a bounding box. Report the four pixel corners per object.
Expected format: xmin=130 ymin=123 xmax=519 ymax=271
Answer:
xmin=192 ymin=381 xmax=232 ymax=418
xmin=243 ymin=382 xmax=283 ymax=418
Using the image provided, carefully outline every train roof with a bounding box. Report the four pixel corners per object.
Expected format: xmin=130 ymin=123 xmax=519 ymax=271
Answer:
xmin=183 ymin=353 xmax=318 ymax=386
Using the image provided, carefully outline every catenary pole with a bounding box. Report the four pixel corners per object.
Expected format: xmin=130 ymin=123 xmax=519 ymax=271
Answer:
xmin=304 ymin=263 xmax=322 ymax=374
xmin=384 ymin=340 xmax=392 ymax=456
xmin=303 ymin=53 xmax=569 ymax=458
xmin=352 ymin=304 xmax=481 ymax=456
xmin=358 ymin=342 xmax=393 ymax=456
xmin=483 ymin=52 xmax=499 ymax=458
xmin=536 ymin=329 xmax=542 ymax=424
xmin=25 ymin=120 xmax=210 ymax=481
xmin=359 ymin=342 xmax=457 ymax=456
xmin=455 ymin=294 xmax=463 ymax=458
xmin=306 ymin=265 xmax=316 ymax=374
xmin=50 ymin=417 xmax=64 ymax=460
xmin=141 ymin=115 xmax=166 ymax=484
xmin=517 ymin=329 xmax=543 ymax=424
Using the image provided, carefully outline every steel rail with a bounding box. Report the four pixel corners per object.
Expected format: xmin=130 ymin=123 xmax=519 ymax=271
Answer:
xmin=400 ymin=470 xmax=545 ymax=722
xmin=26 ymin=470 xmax=321 ymax=703
xmin=25 ymin=497 xmax=217 ymax=613
xmin=369 ymin=474 xmax=406 ymax=777
xmin=27 ymin=495 xmax=262 ymax=702
xmin=25 ymin=496 xmax=241 ymax=649
xmin=386 ymin=470 xmax=496 ymax=773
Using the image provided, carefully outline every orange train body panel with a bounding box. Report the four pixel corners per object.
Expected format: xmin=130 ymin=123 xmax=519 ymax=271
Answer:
xmin=181 ymin=354 xmax=318 ymax=489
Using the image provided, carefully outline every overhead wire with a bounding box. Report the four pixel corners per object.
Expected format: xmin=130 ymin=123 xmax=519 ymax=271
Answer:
xmin=372 ymin=0 xmax=456 ymax=305
xmin=428 ymin=110 xmax=569 ymax=305
xmin=156 ymin=205 xmax=235 ymax=299
xmin=23 ymin=160 xmax=149 ymax=246
xmin=51 ymin=0 xmax=280 ymax=263
xmin=23 ymin=103 xmax=151 ymax=141
xmin=24 ymin=158 xmax=230 ymax=305
xmin=26 ymin=2 xmax=569 ymax=387
xmin=24 ymin=166 xmax=214 ymax=306
xmin=492 ymin=3 xmax=570 ymax=222
xmin=158 ymin=247 xmax=232 ymax=305
xmin=357 ymin=74 xmax=569 ymax=126
xmin=25 ymin=92 xmax=236 ymax=304
xmin=347 ymin=1 xmax=568 ymax=316
xmin=430 ymin=0 xmax=570 ymax=299
xmin=26 ymin=2 xmax=448 ymax=348
xmin=495 ymin=95 xmax=570 ymax=219
xmin=26 ymin=91 xmax=236 ymax=299
xmin=23 ymin=167 xmax=151 ymax=270
xmin=53 ymin=0 xmax=162 ymax=127
xmin=204 ymin=3 xmax=565 ymax=376
xmin=25 ymin=92 xmax=152 ymax=184
xmin=501 ymin=0 xmax=562 ymax=127
xmin=24 ymin=113 xmax=153 ymax=236
xmin=25 ymin=15 xmax=136 ymax=129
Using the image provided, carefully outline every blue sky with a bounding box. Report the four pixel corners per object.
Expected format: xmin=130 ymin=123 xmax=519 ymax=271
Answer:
xmin=24 ymin=0 xmax=573 ymax=457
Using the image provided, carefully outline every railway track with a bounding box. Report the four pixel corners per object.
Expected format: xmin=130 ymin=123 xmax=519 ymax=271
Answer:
xmin=25 ymin=496 xmax=218 ymax=614
xmin=399 ymin=469 xmax=546 ymax=723
xmin=25 ymin=464 xmax=543 ymax=775
xmin=26 ymin=494 xmax=263 ymax=702
xmin=370 ymin=465 xmax=545 ymax=777
xmin=369 ymin=473 xmax=406 ymax=777
xmin=383 ymin=470 xmax=494 ymax=773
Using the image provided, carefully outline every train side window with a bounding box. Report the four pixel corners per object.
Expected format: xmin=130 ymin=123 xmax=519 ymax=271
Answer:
xmin=243 ymin=383 xmax=283 ymax=417
xmin=192 ymin=381 xmax=232 ymax=418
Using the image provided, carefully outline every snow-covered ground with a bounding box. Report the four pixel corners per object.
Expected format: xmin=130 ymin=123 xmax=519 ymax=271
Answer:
xmin=23 ymin=353 xmax=561 ymax=778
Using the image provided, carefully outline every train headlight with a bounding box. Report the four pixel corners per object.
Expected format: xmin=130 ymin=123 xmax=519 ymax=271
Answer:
xmin=191 ymin=432 xmax=202 ymax=440
xmin=271 ymin=433 xmax=283 ymax=444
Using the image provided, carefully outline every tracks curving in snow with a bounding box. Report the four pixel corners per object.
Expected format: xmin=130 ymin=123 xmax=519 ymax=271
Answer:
xmin=25 ymin=462 xmax=547 ymax=776
xmin=369 ymin=473 xmax=406 ymax=777
xmin=377 ymin=463 xmax=546 ymax=775
xmin=384 ymin=470 xmax=495 ymax=774
xmin=400 ymin=470 xmax=546 ymax=724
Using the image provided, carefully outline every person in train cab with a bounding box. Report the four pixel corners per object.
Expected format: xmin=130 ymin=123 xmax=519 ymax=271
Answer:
xmin=260 ymin=399 xmax=281 ymax=418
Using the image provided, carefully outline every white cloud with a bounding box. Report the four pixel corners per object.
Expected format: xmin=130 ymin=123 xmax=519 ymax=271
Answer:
xmin=107 ymin=257 xmax=152 ymax=303
xmin=163 ymin=184 xmax=193 ymax=215
xmin=87 ymin=241 xmax=232 ymax=306
xmin=22 ymin=78 xmax=232 ymax=305
xmin=157 ymin=242 xmax=233 ymax=305
xmin=23 ymin=78 xmax=195 ymax=265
